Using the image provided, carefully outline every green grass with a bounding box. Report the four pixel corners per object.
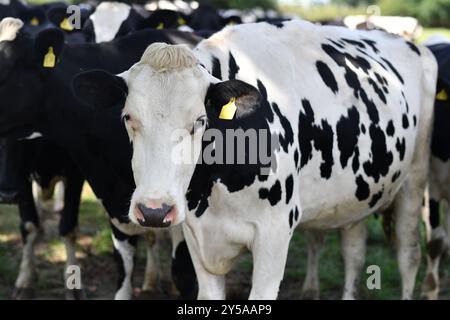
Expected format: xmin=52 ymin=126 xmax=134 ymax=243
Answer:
xmin=281 ymin=4 xmax=368 ymax=22
xmin=0 ymin=189 xmax=449 ymax=299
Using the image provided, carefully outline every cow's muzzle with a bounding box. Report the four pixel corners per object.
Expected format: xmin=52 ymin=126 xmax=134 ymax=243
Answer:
xmin=135 ymin=202 xmax=175 ymax=228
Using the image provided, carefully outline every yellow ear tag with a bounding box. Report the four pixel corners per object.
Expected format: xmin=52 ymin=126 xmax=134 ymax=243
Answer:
xmin=178 ymin=17 xmax=186 ymax=26
xmin=157 ymin=22 xmax=164 ymax=30
xmin=43 ymin=47 xmax=56 ymax=68
xmin=219 ymin=97 xmax=237 ymax=120
xmin=60 ymin=18 xmax=74 ymax=31
xmin=437 ymin=88 xmax=448 ymax=101
xmin=30 ymin=17 xmax=39 ymax=26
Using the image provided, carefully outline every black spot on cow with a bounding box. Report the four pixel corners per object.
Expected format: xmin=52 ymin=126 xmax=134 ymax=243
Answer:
xmin=316 ymin=60 xmax=339 ymax=94
xmin=289 ymin=209 xmax=294 ymax=228
xmin=187 ymin=79 xmax=277 ymax=217
xmin=211 ymin=56 xmax=222 ymax=80
xmin=362 ymin=39 xmax=379 ymax=53
xmin=406 ymin=41 xmax=421 ymax=56
xmin=391 ymin=170 xmax=401 ymax=183
xmin=355 ymin=175 xmax=370 ymax=201
xmin=396 ymin=137 xmax=406 ymax=161
xmin=294 ymin=149 xmax=299 ymax=169
xmin=259 ymin=180 xmax=282 ymax=206
xmin=381 ymin=58 xmax=404 ymax=84
xmin=228 ymin=52 xmax=239 ymax=80
xmin=368 ymin=78 xmax=387 ymax=104
xmin=294 ymin=206 xmax=299 ymax=221
xmin=341 ymin=38 xmax=366 ymax=49
xmin=352 ymin=147 xmax=360 ymax=173
xmin=369 ymin=189 xmax=384 ymax=208
xmin=402 ymin=114 xmax=409 ymax=129
xmin=413 ymin=115 xmax=417 ymax=127
xmin=386 ymin=120 xmax=395 ymax=137
xmin=272 ymin=102 xmax=293 ymax=152
xmin=361 ymin=124 xmax=366 ymax=134
xmin=298 ymin=99 xmax=335 ymax=179
xmin=336 ymin=106 xmax=360 ymax=169
xmin=328 ymin=39 xmax=345 ymax=49
xmin=322 ymin=44 xmax=379 ymax=124
xmin=363 ymin=125 xmax=393 ymax=183
xmin=285 ymin=175 xmax=294 ymax=204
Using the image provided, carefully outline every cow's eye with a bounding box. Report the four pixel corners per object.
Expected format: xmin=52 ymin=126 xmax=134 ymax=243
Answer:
xmin=191 ymin=115 xmax=206 ymax=135
xmin=123 ymin=114 xmax=131 ymax=122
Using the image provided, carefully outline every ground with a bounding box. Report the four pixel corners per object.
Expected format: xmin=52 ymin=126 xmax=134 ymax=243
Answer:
xmin=0 ymin=184 xmax=449 ymax=300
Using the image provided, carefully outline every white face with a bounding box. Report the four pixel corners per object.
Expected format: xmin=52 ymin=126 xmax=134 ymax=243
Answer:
xmin=90 ymin=2 xmax=131 ymax=43
xmin=122 ymin=63 xmax=212 ymax=227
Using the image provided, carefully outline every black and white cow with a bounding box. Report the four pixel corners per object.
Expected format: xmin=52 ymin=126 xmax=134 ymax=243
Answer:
xmin=74 ymin=21 xmax=437 ymax=299
xmin=419 ymin=40 xmax=450 ymax=300
xmin=0 ymin=137 xmax=85 ymax=299
xmin=0 ymin=18 xmax=200 ymax=299
xmin=82 ymin=2 xmax=181 ymax=43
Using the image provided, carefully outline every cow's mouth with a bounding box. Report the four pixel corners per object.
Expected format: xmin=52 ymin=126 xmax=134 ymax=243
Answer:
xmin=135 ymin=203 xmax=176 ymax=228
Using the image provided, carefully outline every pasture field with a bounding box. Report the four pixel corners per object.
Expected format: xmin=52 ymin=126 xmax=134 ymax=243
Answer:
xmin=0 ymin=184 xmax=449 ymax=300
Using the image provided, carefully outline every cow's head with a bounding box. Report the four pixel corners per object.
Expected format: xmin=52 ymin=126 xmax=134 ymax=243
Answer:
xmin=72 ymin=43 xmax=261 ymax=228
xmin=0 ymin=17 xmax=64 ymax=138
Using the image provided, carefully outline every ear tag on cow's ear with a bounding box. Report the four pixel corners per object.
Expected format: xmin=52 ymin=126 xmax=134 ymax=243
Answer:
xmin=43 ymin=47 xmax=56 ymax=68
xmin=30 ymin=17 xmax=39 ymax=26
xmin=219 ymin=97 xmax=237 ymax=120
xmin=437 ymin=88 xmax=448 ymax=101
xmin=157 ymin=22 xmax=164 ymax=29
xmin=60 ymin=18 xmax=74 ymax=31
xmin=178 ymin=17 xmax=186 ymax=26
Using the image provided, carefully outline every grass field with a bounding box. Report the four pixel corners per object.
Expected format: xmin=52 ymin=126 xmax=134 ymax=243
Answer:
xmin=0 ymin=184 xmax=449 ymax=300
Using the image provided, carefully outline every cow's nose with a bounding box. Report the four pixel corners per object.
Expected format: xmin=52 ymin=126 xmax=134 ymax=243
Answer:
xmin=135 ymin=201 xmax=175 ymax=228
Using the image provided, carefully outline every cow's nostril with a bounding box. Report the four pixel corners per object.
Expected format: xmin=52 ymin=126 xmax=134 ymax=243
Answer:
xmin=135 ymin=202 xmax=174 ymax=228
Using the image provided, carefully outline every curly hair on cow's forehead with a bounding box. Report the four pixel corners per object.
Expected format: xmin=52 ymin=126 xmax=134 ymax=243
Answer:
xmin=140 ymin=42 xmax=198 ymax=72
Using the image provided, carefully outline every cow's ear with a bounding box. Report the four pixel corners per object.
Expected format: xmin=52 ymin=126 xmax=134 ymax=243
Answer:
xmin=72 ymin=70 xmax=128 ymax=109
xmin=205 ymin=80 xmax=261 ymax=121
xmin=146 ymin=9 xmax=179 ymax=29
xmin=34 ymin=28 xmax=65 ymax=68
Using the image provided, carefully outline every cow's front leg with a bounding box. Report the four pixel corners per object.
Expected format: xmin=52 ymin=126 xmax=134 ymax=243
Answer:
xmin=301 ymin=230 xmax=324 ymax=300
xmin=13 ymin=181 xmax=39 ymax=300
xmin=182 ymin=223 xmax=225 ymax=300
xmin=111 ymin=223 xmax=138 ymax=300
xmin=249 ymin=228 xmax=291 ymax=300
xmin=59 ymin=170 xmax=85 ymax=300
xmin=141 ymin=230 xmax=161 ymax=292
xmin=340 ymin=220 xmax=367 ymax=300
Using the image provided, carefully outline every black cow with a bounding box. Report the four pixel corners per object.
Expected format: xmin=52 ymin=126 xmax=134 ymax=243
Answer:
xmin=0 ymin=19 xmax=200 ymax=299
xmin=421 ymin=42 xmax=450 ymax=300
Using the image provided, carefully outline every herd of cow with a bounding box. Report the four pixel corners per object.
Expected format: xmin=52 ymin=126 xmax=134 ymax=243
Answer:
xmin=0 ymin=0 xmax=449 ymax=300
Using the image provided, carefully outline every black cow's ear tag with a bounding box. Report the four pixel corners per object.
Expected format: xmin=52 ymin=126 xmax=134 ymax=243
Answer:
xmin=30 ymin=17 xmax=39 ymax=26
xmin=43 ymin=47 xmax=56 ymax=68
xmin=437 ymin=88 xmax=448 ymax=101
xmin=60 ymin=18 xmax=74 ymax=31
xmin=219 ymin=97 xmax=237 ymax=120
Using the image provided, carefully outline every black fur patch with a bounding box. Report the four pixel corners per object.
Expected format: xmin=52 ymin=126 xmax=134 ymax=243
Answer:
xmin=336 ymin=106 xmax=360 ymax=169
xmin=259 ymin=180 xmax=282 ymax=206
xmin=355 ymin=175 xmax=370 ymax=201
xmin=316 ymin=60 xmax=339 ymax=94
xmin=228 ymin=52 xmax=239 ymax=80
xmin=285 ymin=175 xmax=294 ymax=204
xmin=386 ymin=120 xmax=395 ymax=137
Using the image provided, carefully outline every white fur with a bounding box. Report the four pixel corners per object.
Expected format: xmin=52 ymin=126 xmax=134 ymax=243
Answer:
xmin=0 ymin=18 xmax=23 ymax=42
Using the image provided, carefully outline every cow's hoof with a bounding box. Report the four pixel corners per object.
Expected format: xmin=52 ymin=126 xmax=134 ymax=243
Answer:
xmin=65 ymin=288 xmax=87 ymax=300
xmin=420 ymin=273 xmax=439 ymax=300
xmin=11 ymin=287 xmax=35 ymax=300
xmin=300 ymin=289 xmax=319 ymax=300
